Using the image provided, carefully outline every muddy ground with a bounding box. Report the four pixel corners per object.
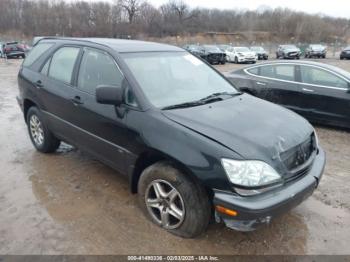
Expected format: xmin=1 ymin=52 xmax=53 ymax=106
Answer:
xmin=0 ymin=58 xmax=349 ymax=255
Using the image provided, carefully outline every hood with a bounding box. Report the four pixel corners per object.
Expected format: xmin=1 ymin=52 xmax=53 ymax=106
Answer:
xmin=162 ymin=94 xmax=313 ymax=174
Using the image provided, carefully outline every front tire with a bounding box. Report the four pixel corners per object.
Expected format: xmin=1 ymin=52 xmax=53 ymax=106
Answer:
xmin=26 ymin=107 xmax=60 ymax=153
xmin=138 ymin=161 xmax=211 ymax=238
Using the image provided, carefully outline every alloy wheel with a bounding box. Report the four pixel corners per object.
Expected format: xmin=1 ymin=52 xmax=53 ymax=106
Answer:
xmin=29 ymin=115 xmax=44 ymax=146
xmin=145 ymin=179 xmax=185 ymax=229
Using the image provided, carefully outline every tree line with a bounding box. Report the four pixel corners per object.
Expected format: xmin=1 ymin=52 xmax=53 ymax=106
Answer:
xmin=0 ymin=0 xmax=349 ymax=44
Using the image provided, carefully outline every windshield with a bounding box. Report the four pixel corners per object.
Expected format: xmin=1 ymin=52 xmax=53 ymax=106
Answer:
xmin=311 ymin=45 xmax=323 ymax=49
xmin=250 ymin=47 xmax=263 ymax=51
xmin=235 ymin=47 xmax=249 ymax=52
xmin=283 ymin=45 xmax=297 ymax=49
xmin=122 ymin=52 xmax=238 ymax=108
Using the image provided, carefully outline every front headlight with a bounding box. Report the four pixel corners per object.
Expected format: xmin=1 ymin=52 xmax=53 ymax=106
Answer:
xmin=221 ymin=159 xmax=281 ymax=188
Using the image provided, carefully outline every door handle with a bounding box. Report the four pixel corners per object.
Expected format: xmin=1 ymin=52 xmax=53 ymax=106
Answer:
xmin=71 ymin=96 xmax=83 ymax=106
xmin=35 ymin=80 xmax=43 ymax=88
xmin=256 ymin=81 xmax=266 ymax=86
xmin=302 ymin=88 xmax=314 ymax=92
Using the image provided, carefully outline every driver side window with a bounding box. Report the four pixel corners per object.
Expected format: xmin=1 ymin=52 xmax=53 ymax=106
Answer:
xmin=77 ymin=48 xmax=124 ymax=95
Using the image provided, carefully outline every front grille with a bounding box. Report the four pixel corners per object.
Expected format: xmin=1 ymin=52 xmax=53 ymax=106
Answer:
xmin=285 ymin=165 xmax=312 ymax=183
xmin=280 ymin=134 xmax=315 ymax=171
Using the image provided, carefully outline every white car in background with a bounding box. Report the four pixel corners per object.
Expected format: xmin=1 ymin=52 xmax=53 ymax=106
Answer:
xmin=220 ymin=46 xmax=257 ymax=64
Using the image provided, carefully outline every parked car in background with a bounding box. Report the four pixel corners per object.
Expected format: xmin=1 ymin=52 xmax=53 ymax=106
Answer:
xmin=250 ymin=46 xmax=268 ymax=60
xmin=226 ymin=61 xmax=350 ymax=128
xmin=17 ymin=37 xmax=325 ymax=237
xmin=340 ymin=46 xmax=350 ymax=60
xmin=217 ymin=45 xmax=234 ymax=62
xmin=227 ymin=46 xmax=257 ymax=64
xmin=276 ymin=45 xmax=301 ymax=59
xmin=198 ymin=45 xmax=226 ymax=65
xmin=305 ymin=44 xmax=327 ymax=58
xmin=3 ymin=42 xmax=30 ymax=58
xmin=182 ymin=44 xmax=203 ymax=57
xmin=0 ymin=42 xmax=4 ymax=58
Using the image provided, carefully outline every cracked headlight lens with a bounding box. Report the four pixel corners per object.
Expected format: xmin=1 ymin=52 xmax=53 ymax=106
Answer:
xmin=221 ymin=159 xmax=281 ymax=187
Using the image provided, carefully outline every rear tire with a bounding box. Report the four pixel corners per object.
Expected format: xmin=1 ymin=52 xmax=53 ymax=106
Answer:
xmin=234 ymin=56 xmax=238 ymax=64
xmin=26 ymin=107 xmax=60 ymax=153
xmin=138 ymin=161 xmax=211 ymax=238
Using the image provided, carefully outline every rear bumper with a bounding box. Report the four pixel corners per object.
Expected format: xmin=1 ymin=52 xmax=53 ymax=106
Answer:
xmin=257 ymin=54 xmax=268 ymax=60
xmin=213 ymin=147 xmax=326 ymax=231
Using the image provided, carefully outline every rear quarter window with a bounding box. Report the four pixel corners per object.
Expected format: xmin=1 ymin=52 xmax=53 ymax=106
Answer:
xmin=246 ymin=67 xmax=259 ymax=75
xmin=23 ymin=43 xmax=54 ymax=67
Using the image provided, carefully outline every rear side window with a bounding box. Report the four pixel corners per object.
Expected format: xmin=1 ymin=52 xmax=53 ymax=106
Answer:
xmin=49 ymin=47 xmax=80 ymax=84
xmin=247 ymin=67 xmax=258 ymax=75
xmin=77 ymin=48 xmax=124 ymax=94
xmin=23 ymin=43 xmax=54 ymax=67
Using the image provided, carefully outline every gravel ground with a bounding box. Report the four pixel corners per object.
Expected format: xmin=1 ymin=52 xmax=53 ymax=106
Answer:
xmin=0 ymin=57 xmax=349 ymax=255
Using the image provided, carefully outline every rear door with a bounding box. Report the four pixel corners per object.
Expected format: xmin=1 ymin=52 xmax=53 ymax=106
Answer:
xmin=38 ymin=46 xmax=82 ymax=143
xmin=299 ymin=65 xmax=350 ymax=126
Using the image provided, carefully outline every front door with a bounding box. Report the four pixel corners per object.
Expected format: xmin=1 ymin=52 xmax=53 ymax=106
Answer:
xmin=68 ymin=47 xmax=132 ymax=173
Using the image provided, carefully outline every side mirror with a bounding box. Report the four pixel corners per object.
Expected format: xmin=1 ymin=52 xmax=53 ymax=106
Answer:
xmin=96 ymin=85 xmax=123 ymax=106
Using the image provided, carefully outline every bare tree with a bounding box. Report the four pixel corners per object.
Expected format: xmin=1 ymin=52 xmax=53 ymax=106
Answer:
xmin=0 ymin=0 xmax=349 ymax=44
xmin=119 ymin=0 xmax=142 ymax=24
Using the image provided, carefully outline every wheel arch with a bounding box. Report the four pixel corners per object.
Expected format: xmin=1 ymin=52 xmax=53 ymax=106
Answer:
xmin=130 ymin=148 xmax=208 ymax=197
xmin=23 ymin=99 xmax=38 ymax=123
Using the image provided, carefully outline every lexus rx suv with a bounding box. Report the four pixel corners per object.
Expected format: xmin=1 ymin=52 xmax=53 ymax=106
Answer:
xmin=17 ymin=38 xmax=325 ymax=238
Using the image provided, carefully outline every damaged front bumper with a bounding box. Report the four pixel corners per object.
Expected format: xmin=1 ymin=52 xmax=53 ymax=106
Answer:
xmin=213 ymin=147 xmax=326 ymax=231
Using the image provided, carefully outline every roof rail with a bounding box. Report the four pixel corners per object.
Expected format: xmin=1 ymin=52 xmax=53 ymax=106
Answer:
xmin=33 ymin=36 xmax=113 ymax=50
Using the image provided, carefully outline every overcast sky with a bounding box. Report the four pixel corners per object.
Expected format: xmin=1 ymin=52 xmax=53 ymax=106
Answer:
xmin=146 ymin=0 xmax=350 ymax=18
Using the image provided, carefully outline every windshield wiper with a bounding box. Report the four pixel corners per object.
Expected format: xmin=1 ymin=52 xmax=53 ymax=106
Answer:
xmin=162 ymin=100 xmax=205 ymax=110
xmin=162 ymin=92 xmax=242 ymax=110
xmin=199 ymin=91 xmax=242 ymax=103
